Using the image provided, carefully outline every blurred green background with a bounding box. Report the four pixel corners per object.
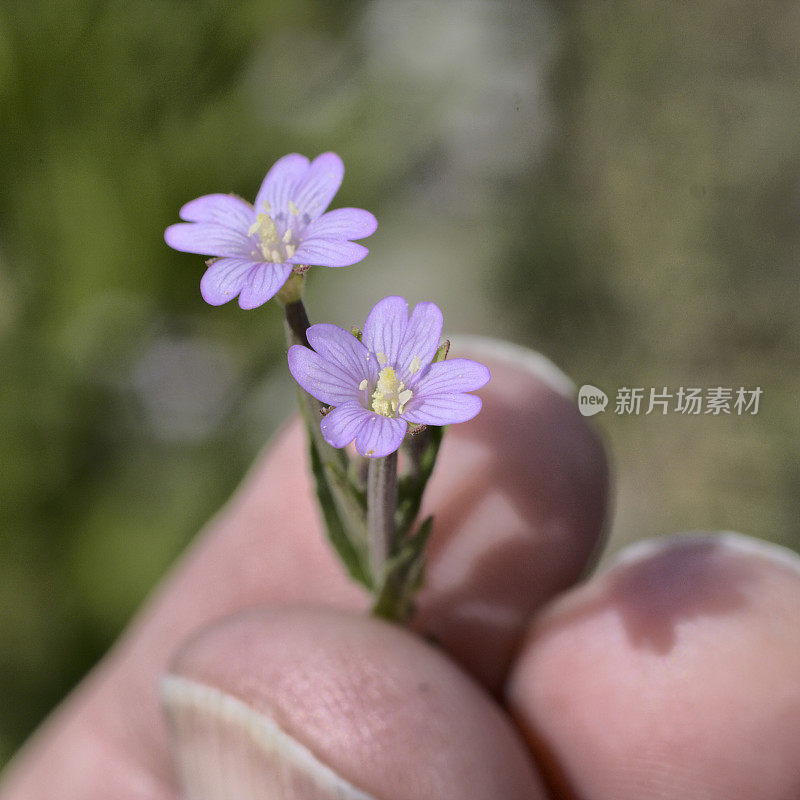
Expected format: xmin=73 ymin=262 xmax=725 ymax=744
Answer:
xmin=1 ymin=0 xmax=798 ymax=765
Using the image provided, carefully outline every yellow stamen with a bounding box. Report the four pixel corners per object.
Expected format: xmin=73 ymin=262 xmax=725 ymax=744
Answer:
xmin=248 ymin=212 xmax=279 ymax=242
xmin=249 ymin=209 xmax=295 ymax=262
xmin=371 ymin=366 xmax=412 ymax=417
xmin=409 ymin=355 xmax=422 ymax=374
xmin=288 ymin=200 xmax=300 ymax=216
xmin=358 ymin=379 xmax=368 ymax=391
xmin=377 ymin=352 xmax=387 ymax=366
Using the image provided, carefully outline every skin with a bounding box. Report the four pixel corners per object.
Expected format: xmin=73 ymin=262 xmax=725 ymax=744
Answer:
xmin=1 ymin=340 xmax=798 ymax=800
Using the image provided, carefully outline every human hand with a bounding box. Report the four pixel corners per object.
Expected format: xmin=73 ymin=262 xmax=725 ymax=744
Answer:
xmin=1 ymin=340 xmax=798 ymax=800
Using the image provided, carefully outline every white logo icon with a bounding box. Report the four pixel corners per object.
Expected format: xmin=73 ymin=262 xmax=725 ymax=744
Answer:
xmin=578 ymin=384 xmax=607 ymax=416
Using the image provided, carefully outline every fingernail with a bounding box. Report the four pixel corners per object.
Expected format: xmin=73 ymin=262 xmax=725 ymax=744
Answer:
xmin=608 ymin=530 xmax=800 ymax=575
xmin=161 ymin=674 xmax=378 ymax=800
xmin=450 ymin=335 xmax=575 ymax=398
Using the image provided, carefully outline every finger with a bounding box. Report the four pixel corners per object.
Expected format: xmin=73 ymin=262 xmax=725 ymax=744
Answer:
xmin=0 ymin=339 xmax=608 ymax=797
xmin=0 ymin=418 xmax=357 ymax=800
xmin=506 ymin=532 xmax=800 ymax=800
xmin=414 ymin=337 xmax=609 ymax=689
xmin=164 ymin=607 xmax=551 ymax=800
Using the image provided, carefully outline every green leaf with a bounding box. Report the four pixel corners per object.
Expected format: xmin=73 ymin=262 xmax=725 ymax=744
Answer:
xmin=324 ymin=458 xmax=368 ymax=529
xmin=396 ymin=424 xmax=444 ymax=537
xmin=307 ymin=434 xmax=373 ymax=590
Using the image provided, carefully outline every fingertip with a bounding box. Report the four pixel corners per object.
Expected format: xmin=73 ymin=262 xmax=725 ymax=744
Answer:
xmin=506 ymin=531 xmax=800 ymax=800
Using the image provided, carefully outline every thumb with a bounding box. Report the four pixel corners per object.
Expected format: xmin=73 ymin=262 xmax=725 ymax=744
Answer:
xmin=164 ymin=607 xmax=550 ymax=800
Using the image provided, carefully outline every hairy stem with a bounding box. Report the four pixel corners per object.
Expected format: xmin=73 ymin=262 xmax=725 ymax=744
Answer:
xmin=367 ymin=451 xmax=398 ymax=587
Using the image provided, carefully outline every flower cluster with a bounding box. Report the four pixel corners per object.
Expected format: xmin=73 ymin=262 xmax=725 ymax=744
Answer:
xmin=165 ymin=153 xmax=490 ymax=457
xmin=165 ymin=153 xmax=377 ymax=309
xmin=166 ymin=152 xmax=491 ymax=617
xmin=288 ymin=296 xmax=490 ymax=457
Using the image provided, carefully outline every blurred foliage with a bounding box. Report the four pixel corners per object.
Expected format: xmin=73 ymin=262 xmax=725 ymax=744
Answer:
xmin=0 ymin=0 xmax=798 ymax=766
xmin=501 ymin=2 xmax=800 ymax=556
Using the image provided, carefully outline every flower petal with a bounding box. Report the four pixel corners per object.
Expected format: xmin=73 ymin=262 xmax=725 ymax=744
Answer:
xmin=397 ymin=301 xmax=444 ymax=385
xmin=302 ymin=208 xmax=378 ymax=241
xmin=306 ymin=324 xmax=377 ymax=385
xmin=290 ymin=152 xmax=345 ymax=221
xmin=179 ymin=194 xmax=254 ymax=232
xmin=200 ymin=259 xmax=290 ymax=308
xmin=288 ymin=345 xmax=364 ymax=406
xmin=200 ymin=258 xmax=253 ymax=305
xmin=353 ymin=413 xmax=406 ymax=458
xmin=288 ymin=239 xmax=368 ymax=268
xmin=165 ymin=222 xmax=253 ymax=258
xmin=361 ymin=296 xmax=409 ymax=366
xmin=254 ymin=153 xmax=310 ymax=215
xmin=402 ymin=393 xmax=483 ymax=426
xmin=401 ymin=359 xmax=490 ymax=425
xmin=319 ymin=401 xmax=373 ymax=449
xmin=412 ymin=358 xmax=492 ymax=394
xmin=237 ymin=262 xmax=292 ymax=309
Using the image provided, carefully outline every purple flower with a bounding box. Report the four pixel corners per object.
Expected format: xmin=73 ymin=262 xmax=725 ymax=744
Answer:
xmin=288 ymin=296 xmax=490 ymax=458
xmin=164 ymin=153 xmax=378 ymax=309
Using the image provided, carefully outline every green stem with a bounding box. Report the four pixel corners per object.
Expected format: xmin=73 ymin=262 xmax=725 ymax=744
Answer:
xmin=367 ymin=451 xmax=398 ymax=587
xmin=280 ymin=296 xmax=425 ymax=617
